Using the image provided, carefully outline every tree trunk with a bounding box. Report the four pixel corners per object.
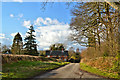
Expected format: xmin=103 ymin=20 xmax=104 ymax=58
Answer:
xmin=117 ymin=6 xmax=120 ymax=77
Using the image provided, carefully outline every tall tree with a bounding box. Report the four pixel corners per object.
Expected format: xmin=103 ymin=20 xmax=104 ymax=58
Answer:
xmin=104 ymin=1 xmax=120 ymax=10
xmin=115 ymin=3 xmax=120 ymax=77
xmin=11 ymin=32 xmax=23 ymax=54
xmin=24 ymin=25 xmax=38 ymax=55
xmin=70 ymin=2 xmax=118 ymax=55
xmin=70 ymin=2 xmax=102 ymax=48
xmin=70 ymin=2 xmax=120 ymax=76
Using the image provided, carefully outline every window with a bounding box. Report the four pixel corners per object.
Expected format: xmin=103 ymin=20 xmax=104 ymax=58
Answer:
xmin=47 ymin=55 xmax=50 ymax=57
xmin=64 ymin=59 xmax=67 ymax=61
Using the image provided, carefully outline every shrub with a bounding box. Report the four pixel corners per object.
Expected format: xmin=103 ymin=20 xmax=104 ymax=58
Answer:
xmin=103 ymin=52 xmax=109 ymax=57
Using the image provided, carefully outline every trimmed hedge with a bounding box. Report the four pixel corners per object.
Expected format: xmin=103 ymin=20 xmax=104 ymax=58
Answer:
xmin=2 ymin=54 xmax=57 ymax=64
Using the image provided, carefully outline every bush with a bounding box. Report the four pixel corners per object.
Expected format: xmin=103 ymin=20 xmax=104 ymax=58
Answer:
xmin=103 ymin=52 xmax=109 ymax=57
xmin=81 ymin=57 xmax=117 ymax=73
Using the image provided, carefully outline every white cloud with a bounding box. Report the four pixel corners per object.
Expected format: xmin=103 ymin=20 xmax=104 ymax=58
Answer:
xmin=34 ymin=17 xmax=62 ymax=26
xmin=34 ymin=17 xmax=43 ymax=26
xmin=13 ymin=0 xmax=23 ymax=2
xmin=22 ymin=17 xmax=72 ymax=50
xmin=67 ymin=43 xmax=86 ymax=51
xmin=10 ymin=14 xmax=14 ymax=18
xmin=35 ymin=23 xmax=72 ymax=50
xmin=23 ymin=20 xmax=31 ymax=28
xmin=11 ymin=33 xmax=17 ymax=37
xmin=21 ymin=17 xmax=85 ymax=50
xmin=52 ymin=19 xmax=60 ymax=24
xmin=10 ymin=13 xmax=23 ymax=20
xmin=0 ymin=33 xmax=11 ymax=45
xmin=43 ymin=47 xmax=50 ymax=50
xmin=0 ymin=33 xmax=5 ymax=39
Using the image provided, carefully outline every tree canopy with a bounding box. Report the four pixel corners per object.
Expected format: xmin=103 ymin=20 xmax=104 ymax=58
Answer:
xmin=11 ymin=32 xmax=23 ymax=54
xmin=50 ymin=43 xmax=66 ymax=51
xmin=70 ymin=2 xmax=120 ymax=75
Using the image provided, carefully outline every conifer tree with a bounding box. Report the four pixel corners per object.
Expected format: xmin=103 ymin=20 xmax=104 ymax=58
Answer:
xmin=11 ymin=32 xmax=23 ymax=54
xmin=24 ymin=25 xmax=38 ymax=55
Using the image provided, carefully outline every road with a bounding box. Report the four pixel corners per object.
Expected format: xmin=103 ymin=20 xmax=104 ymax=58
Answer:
xmin=34 ymin=63 xmax=104 ymax=79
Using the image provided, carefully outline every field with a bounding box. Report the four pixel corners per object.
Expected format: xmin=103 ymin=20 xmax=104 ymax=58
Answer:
xmin=1 ymin=61 xmax=69 ymax=78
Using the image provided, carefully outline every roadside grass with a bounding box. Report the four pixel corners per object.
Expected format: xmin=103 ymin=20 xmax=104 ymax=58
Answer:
xmin=80 ymin=63 xmax=120 ymax=79
xmin=2 ymin=61 xmax=69 ymax=78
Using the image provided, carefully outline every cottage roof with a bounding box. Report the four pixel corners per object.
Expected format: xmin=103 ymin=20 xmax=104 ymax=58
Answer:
xmin=46 ymin=50 xmax=68 ymax=56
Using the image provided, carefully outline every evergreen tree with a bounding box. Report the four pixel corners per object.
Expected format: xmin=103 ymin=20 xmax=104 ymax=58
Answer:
xmin=24 ymin=25 xmax=38 ymax=55
xmin=11 ymin=32 xmax=23 ymax=54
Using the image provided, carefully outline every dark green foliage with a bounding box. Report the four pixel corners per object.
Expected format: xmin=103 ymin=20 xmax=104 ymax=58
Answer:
xmin=69 ymin=52 xmax=81 ymax=63
xmin=103 ymin=52 xmax=109 ymax=57
xmin=11 ymin=32 xmax=23 ymax=54
xmin=74 ymin=52 xmax=81 ymax=63
xmin=2 ymin=49 xmax=11 ymax=54
xmin=50 ymin=43 xmax=65 ymax=50
xmin=24 ymin=25 xmax=38 ymax=55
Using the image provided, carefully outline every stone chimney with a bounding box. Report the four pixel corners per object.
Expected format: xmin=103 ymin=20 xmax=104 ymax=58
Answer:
xmin=76 ymin=48 xmax=79 ymax=53
xmin=62 ymin=48 xmax=64 ymax=52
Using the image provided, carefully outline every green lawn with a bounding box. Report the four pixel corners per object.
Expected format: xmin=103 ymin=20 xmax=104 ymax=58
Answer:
xmin=80 ymin=63 xmax=120 ymax=79
xmin=1 ymin=61 xmax=69 ymax=78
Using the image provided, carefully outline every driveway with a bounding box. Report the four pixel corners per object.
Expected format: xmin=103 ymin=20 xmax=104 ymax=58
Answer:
xmin=34 ymin=63 xmax=104 ymax=78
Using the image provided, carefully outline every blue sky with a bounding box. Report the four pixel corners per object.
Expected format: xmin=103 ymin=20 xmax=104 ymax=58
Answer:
xmin=2 ymin=2 xmax=72 ymax=34
xmin=1 ymin=2 xmax=86 ymax=51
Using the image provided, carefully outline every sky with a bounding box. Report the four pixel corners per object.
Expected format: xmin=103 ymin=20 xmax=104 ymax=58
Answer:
xmin=1 ymin=2 xmax=86 ymax=51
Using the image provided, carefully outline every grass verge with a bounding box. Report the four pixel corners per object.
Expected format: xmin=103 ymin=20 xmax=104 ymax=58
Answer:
xmin=1 ymin=61 xmax=69 ymax=78
xmin=80 ymin=63 xmax=120 ymax=79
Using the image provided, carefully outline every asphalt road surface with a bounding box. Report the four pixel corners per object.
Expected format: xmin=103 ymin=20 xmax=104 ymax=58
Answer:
xmin=34 ymin=63 xmax=104 ymax=79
